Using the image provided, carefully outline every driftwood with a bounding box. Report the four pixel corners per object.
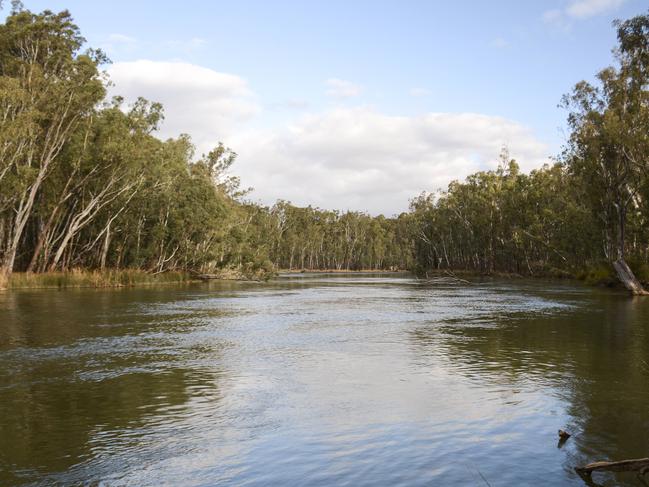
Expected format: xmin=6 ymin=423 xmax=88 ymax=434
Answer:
xmin=425 ymin=276 xmax=471 ymax=285
xmin=190 ymin=271 xmax=263 ymax=282
xmin=575 ymin=457 xmax=649 ymax=479
xmin=558 ymin=429 xmax=571 ymax=448
xmin=613 ymin=259 xmax=649 ymax=295
xmin=187 ymin=270 xmax=215 ymax=280
xmin=188 ymin=270 xmax=224 ymax=281
xmin=424 ymin=270 xmax=473 ymax=285
xmin=195 ymin=273 xmax=220 ymax=280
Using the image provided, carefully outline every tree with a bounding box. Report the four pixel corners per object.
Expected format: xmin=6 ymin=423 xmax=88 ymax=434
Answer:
xmin=0 ymin=8 xmax=105 ymax=282
xmin=562 ymin=11 xmax=649 ymax=294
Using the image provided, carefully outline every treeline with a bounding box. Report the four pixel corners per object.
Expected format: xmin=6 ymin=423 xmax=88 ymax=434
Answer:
xmin=409 ymin=12 xmax=649 ymax=290
xmin=241 ymin=201 xmax=413 ymax=271
xmin=1 ymin=5 xmax=649 ymax=290
xmin=0 ymin=5 xmax=409 ymax=285
xmin=0 ymin=7 xmax=275 ymax=284
xmin=407 ymin=156 xmax=598 ymax=276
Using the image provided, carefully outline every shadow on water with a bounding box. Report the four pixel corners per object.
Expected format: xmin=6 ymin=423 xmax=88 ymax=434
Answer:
xmin=0 ymin=288 xmax=228 ymax=486
xmin=408 ymin=282 xmax=649 ymax=486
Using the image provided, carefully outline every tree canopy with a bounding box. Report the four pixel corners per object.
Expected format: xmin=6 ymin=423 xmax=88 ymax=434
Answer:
xmin=1 ymin=6 xmax=649 ymax=291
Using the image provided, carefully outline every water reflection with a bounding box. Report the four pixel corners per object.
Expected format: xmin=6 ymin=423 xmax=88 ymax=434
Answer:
xmin=0 ymin=288 xmax=228 ymax=486
xmin=0 ymin=276 xmax=648 ymax=486
xmin=408 ymin=282 xmax=649 ymax=486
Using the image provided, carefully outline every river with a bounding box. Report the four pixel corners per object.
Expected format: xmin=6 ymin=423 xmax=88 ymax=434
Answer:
xmin=1 ymin=273 xmax=648 ymax=486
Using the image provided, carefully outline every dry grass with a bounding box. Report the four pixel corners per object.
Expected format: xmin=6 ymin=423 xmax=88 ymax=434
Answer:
xmin=6 ymin=269 xmax=193 ymax=290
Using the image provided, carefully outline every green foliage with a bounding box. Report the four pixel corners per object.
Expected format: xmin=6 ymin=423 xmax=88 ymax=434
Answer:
xmin=406 ymin=155 xmax=602 ymax=277
xmin=242 ymin=201 xmax=412 ymax=271
xmin=626 ymin=257 xmax=649 ymax=284
xmin=2 ymin=7 xmax=649 ymax=289
xmin=0 ymin=7 xmax=268 ymax=281
xmin=561 ymin=11 xmax=649 ymax=264
xmin=577 ymin=263 xmax=617 ymax=287
xmin=406 ymin=11 xmax=649 ymax=284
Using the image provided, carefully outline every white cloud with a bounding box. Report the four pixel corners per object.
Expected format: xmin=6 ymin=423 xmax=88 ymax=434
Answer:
xmin=271 ymin=98 xmax=310 ymax=111
xmin=107 ymin=60 xmax=259 ymax=154
xmin=543 ymin=9 xmax=563 ymax=23
xmin=409 ymin=87 xmax=431 ymax=97
xmin=566 ymin=0 xmax=625 ymax=18
xmin=233 ymin=107 xmax=549 ymax=215
xmin=107 ymin=33 xmax=137 ymax=44
xmin=490 ymin=37 xmax=509 ymax=49
xmin=107 ymin=61 xmax=549 ymax=215
xmin=325 ymin=78 xmax=362 ymax=98
xmin=544 ymin=0 xmax=626 ymax=25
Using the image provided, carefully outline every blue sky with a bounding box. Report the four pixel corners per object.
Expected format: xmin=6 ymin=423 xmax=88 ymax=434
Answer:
xmin=7 ymin=0 xmax=648 ymax=214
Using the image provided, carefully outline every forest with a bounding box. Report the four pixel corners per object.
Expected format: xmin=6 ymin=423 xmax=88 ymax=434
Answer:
xmin=1 ymin=4 xmax=649 ymax=293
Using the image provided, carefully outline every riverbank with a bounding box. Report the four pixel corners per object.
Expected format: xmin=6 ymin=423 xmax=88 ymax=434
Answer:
xmin=3 ymin=266 xmax=276 ymax=291
xmin=420 ymin=262 xmax=649 ymax=292
xmin=279 ymin=268 xmax=407 ymax=273
xmin=5 ymin=263 xmax=643 ymax=291
xmin=4 ymin=270 xmax=196 ymax=290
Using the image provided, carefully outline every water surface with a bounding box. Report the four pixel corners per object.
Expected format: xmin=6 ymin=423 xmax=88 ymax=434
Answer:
xmin=1 ymin=274 xmax=648 ymax=486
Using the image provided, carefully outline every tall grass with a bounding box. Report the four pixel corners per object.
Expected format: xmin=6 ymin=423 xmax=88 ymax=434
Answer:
xmin=6 ymin=269 xmax=193 ymax=290
xmin=575 ymin=262 xmax=617 ymax=287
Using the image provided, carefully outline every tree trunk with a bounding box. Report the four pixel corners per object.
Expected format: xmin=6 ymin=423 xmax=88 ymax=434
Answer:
xmin=613 ymin=259 xmax=649 ymax=295
xmin=575 ymin=457 xmax=649 ymax=479
xmin=100 ymin=221 xmax=111 ymax=270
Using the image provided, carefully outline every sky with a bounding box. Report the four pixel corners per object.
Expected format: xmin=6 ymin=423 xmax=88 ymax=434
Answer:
xmin=5 ymin=0 xmax=648 ymax=215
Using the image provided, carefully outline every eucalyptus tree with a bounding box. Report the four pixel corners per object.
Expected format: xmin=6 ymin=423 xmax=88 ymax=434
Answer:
xmin=3 ymin=4 xmax=648 ymax=291
xmin=406 ymin=155 xmax=599 ymax=277
xmin=562 ymin=11 xmax=649 ymax=293
xmin=0 ymin=8 xmax=105 ymax=281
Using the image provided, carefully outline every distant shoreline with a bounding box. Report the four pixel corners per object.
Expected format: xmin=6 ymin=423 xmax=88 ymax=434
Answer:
xmin=3 ymin=267 xmax=633 ymax=292
xmin=279 ymin=269 xmax=408 ymax=274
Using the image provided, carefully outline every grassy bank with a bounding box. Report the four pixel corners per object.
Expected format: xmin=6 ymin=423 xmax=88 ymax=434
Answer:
xmin=576 ymin=260 xmax=649 ymax=288
xmin=5 ymin=269 xmax=195 ymax=290
xmin=280 ymin=268 xmax=407 ymax=273
xmin=420 ymin=261 xmax=649 ymax=290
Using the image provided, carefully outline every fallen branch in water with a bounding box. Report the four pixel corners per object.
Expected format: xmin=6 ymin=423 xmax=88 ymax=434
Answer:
xmin=425 ymin=276 xmax=473 ymax=285
xmin=424 ymin=270 xmax=473 ymax=285
xmin=575 ymin=457 xmax=649 ymax=479
xmin=558 ymin=429 xmax=571 ymax=448
xmin=443 ymin=270 xmax=473 ymax=285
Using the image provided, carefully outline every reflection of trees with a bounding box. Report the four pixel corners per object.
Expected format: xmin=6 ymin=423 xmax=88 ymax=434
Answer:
xmin=0 ymin=287 xmax=219 ymax=349
xmin=408 ymin=291 xmax=649 ymax=486
xmin=0 ymin=368 xmax=221 ymax=485
xmin=0 ymin=289 xmax=225 ymax=485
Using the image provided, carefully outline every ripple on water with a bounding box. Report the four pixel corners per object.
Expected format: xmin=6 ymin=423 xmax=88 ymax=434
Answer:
xmin=1 ymin=275 xmax=648 ymax=486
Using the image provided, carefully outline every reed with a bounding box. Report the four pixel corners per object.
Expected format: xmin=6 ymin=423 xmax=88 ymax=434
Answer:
xmin=6 ymin=269 xmax=193 ymax=290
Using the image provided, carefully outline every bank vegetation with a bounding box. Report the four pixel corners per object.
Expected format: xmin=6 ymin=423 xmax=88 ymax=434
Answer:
xmin=1 ymin=4 xmax=649 ymax=293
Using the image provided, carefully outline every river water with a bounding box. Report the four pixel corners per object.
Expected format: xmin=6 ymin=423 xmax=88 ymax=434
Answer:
xmin=1 ymin=273 xmax=648 ymax=486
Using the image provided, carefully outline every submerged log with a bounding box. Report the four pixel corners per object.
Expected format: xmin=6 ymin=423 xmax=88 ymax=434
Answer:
xmin=195 ymin=273 xmax=219 ymax=280
xmin=575 ymin=457 xmax=649 ymax=478
xmin=424 ymin=270 xmax=473 ymax=285
xmin=613 ymin=259 xmax=649 ymax=295
xmin=557 ymin=429 xmax=571 ymax=449
xmin=425 ymin=276 xmax=473 ymax=285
